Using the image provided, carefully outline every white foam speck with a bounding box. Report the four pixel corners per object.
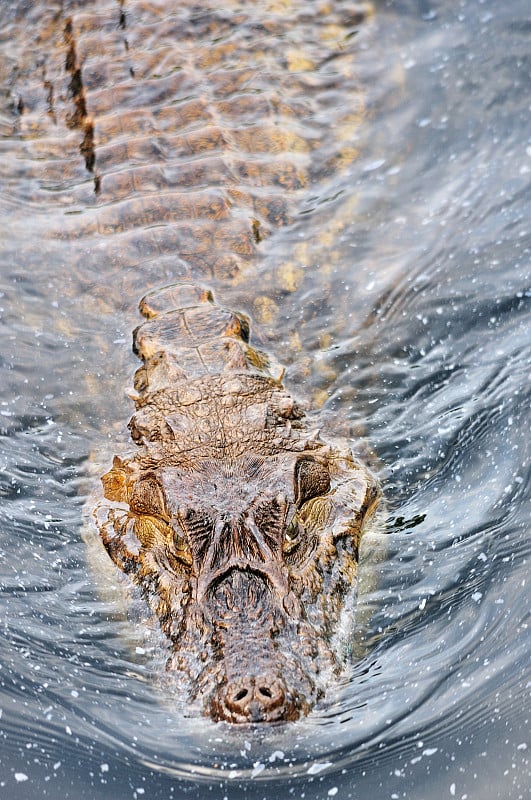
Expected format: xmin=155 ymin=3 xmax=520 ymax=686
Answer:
xmin=307 ymin=761 xmax=332 ymax=775
xmin=251 ymin=762 xmax=265 ymax=778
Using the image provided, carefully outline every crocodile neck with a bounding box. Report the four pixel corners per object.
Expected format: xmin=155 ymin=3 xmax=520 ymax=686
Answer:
xmin=128 ymin=283 xmax=316 ymax=462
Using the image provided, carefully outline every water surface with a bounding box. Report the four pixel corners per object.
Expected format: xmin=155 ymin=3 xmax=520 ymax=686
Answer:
xmin=0 ymin=0 xmax=529 ymax=798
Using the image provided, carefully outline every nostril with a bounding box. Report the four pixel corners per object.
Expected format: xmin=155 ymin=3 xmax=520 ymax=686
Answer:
xmin=225 ymin=680 xmax=253 ymax=712
xmin=220 ymin=675 xmax=288 ymax=721
xmin=255 ymin=679 xmax=285 ymax=712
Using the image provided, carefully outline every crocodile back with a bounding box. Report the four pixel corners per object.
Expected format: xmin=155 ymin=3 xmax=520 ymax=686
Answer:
xmin=11 ymin=0 xmax=370 ymax=294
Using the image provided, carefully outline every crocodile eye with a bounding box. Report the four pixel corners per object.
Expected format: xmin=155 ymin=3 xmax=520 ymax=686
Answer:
xmin=294 ymin=458 xmax=330 ymax=507
xmin=173 ymin=529 xmax=187 ymax=550
xmin=283 ymin=515 xmax=302 ymax=555
xmin=172 ymin=528 xmax=193 ymax=566
xmin=129 ymin=476 xmax=167 ymax=519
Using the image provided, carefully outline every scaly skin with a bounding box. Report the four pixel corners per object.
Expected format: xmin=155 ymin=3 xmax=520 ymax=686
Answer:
xmin=9 ymin=0 xmax=371 ymax=301
xmin=94 ymin=284 xmax=380 ymax=723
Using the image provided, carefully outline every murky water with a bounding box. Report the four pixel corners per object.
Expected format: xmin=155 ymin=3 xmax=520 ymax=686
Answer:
xmin=0 ymin=0 xmax=529 ymax=798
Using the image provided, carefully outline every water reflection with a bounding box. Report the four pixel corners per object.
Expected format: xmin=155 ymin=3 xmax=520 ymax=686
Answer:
xmin=0 ymin=0 xmax=529 ymax=798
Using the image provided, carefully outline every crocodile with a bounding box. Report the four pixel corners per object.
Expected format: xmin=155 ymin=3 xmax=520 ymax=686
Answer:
xmin=95 ymin=282 xmax=380 ymax=723
xmin=7 ymin=0 xmax=381 ymax=721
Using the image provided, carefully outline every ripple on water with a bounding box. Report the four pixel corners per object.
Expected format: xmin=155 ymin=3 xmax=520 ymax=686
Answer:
xmin=0 ymin=0 xmax=530 ymax=798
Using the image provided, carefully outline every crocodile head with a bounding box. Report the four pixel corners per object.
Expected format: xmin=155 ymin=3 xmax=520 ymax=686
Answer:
xmin=97 ymin=446 xmax=379 ymax=723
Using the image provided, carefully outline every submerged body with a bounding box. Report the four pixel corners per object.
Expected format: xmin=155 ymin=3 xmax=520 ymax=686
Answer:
xmin=95 ymin=284 xmax=379 ymax=722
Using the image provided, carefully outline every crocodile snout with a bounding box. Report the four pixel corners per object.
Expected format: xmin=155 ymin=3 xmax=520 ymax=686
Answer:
xmin=213 ymin=673 xmax=300 ymax=723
